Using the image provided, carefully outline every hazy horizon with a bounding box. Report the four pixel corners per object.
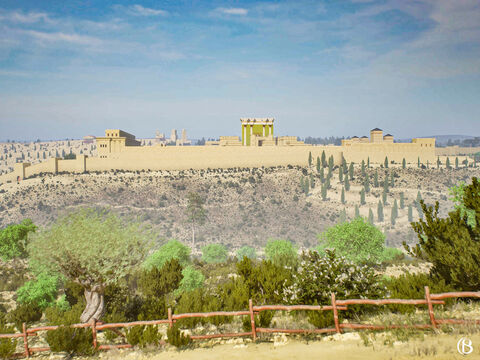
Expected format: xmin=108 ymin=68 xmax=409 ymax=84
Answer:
xmin=0 ymin=0 xmax=479 ymax=141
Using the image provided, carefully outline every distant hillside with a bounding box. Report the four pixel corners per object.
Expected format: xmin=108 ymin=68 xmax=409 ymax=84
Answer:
xmin=397 ymin=135 xmax=480 ymax=146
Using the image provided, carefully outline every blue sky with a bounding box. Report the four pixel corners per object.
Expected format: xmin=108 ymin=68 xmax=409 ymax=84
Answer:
xmin=0 ymin=0 xmax=479 ymax=141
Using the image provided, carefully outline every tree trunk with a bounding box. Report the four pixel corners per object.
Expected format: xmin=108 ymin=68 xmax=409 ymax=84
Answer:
xmin=80 ymin=285 xmax=105 ymax=323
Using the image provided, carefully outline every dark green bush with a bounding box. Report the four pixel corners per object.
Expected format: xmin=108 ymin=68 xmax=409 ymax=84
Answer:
xmin=64 ymin=280 xmax=85 ymax=307
xmin=166 ymin=324 xmax=191 ymax=348
xmin=125 ymin=325 xmax=161 ymax=348
xmin=45 ymin=303 xmax=95 ymax=356
xmin=384 ymin=272 xmax=454 ymax=314
xmin=306 ymin=308 xmax=334 ymax=328
xmin=0 ymin=322 xmax=17 ymax=359
xmin=7 ymin=302 xmax=42 ymax=331
xmin=102 ymin=312 xmax=127 ymax=342
xmin=138 ymin=259 xmax=183 ymax=298
xmin=138 ymin=297 xmax=167 ymax=321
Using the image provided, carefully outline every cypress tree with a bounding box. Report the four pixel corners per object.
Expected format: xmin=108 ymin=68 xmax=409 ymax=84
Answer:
xmin=377 ymin=201 xmax=384 ymax=222
xmin=325 ymin=176 xmax=331 ymax=189
xmin=338 ymin=208 xmax=347 ymax=223
xmin=328 ymin=155 xmax=334 ymax=172
xmin=374 ymin=169 xmax=379 ymax=187
xmin=304 ymin=177 xmax=309 ymax=195
xmin=310 ymin=174 xmax=315 ymax=189
xmin=418 ymin=157 xmax=421 ymax=168
xmin=321 ymin=184 xmax=327 ymax=201
xmin=342 ymin=158 xmax=348 ymax=174
xmin=300 ymin=176 xmax=304 ymax=190
xmin=402 ymin=158 xmax=406 ymax=169
xmin=341 ymin=187 xmax=345 ymax=204
xmin=364 ymin=173 xmax=370 ymax=193
xmin=382 ymin=189 xmax=387 ymax=205
xmin=339 ymin=166 xmax=344 ymax=183
xmin=321 ymin=151 xmax=326 ymax=168
xmin=360 ymin=188 xmax=366 ymax=205
xmin=400 ymin=192 xmax=405 ymax=209
xmin=344 ymin=174 xmax=350 ymax=191
xmin=368 ymin=208 xmax=374 ymax=224
xmin=320 ymin=167 xmax=325 ymax=183
xmin=316 ymin=156 xmax=321 ymax=173
xmin=367 ymin=157 xmax=370 ymax=168
xmin=437 ymin=157 xmax=440 ymax=169
xmin=384 ymin=156 xmax=389 ymax=168
xmin=408 ymin=205 xmax=413 ymax=222
xmin=391 ymin=204 xmax=397 ymax=226
xmin=355 ymin=205 xmax=360 ymax=218
xmin=455 ymin=157 xmax=459 ymax=169
xmin=446 ymin=157 xmax=451 ymax=169
xmin=308 ymin=152 xmax=312 ymax=166
xmin=390 ymin=171 xmax=395 ymax=187
xmin=349 ymin=163 xmax=354 ymax=180
xmin=427 ymin=160 xmax=429 ymax=169
xmin=361 ymin=160 xmax=366 ymax=176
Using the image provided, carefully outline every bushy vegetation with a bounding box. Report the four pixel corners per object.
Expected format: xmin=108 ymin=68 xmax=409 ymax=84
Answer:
xmin=318 ymin=217 xmax=385 ymax=263
xmin=201 ymin=243 xmax=228 ymax=264
xmin=406 ymin=177 xmax=480 ymax=290
xmin=264 ymin=239 xmax=298 ymax=267
xmin=0 ymin=219 xmax=36 ymax=260
xmin=143 ymin=239 xmax=191 ymax=270
xmin=167 ymin=323 xmax=191 ymax=347
xmin=7 ymin=302 xmax=43 ymax=332
xmin=125 ymin=325 xmax=161 ymax=348
xmin=236 ymin=246 xmax=256 ymax=260
xmin=0 ymin=322 xmax=17 ymax=359
xmin=16 ymin=273 xmax=59 ymax=309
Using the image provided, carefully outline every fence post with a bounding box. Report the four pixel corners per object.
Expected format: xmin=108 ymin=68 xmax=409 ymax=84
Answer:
xmin=92 ymin=319 xmax=98 ymax=349
xmin=22 ymin=322 xmax=30 ymax=358
xmin=168 ymin=308 xmax=173 ymax=328
xmin=425 ymin=286 xmax=437 ymax=329
xmin=331 ymin=293 xmax=341 ymax=334
xmin=249 ymin=299 xmax=257 ymax=341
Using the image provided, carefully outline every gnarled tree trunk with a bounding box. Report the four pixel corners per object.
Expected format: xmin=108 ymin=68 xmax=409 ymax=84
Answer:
xmin=80 ymin=285 xmax=105 ymax=323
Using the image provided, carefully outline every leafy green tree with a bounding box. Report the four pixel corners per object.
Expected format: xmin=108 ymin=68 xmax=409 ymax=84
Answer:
xmin=175 ymin=266 xmax=205 ymax=294
xmin=16 ymin=273 xmax=59 ymax=310
xmin=308 ymin=151 xmax=312 ymax=167
xmin=264 ymin=239 xmax=298 ymax=267
xmin=349 ymin=163 xmax=354 ymax=180
xmin=318 ymin=217 xmax=385 ymax=263
xmin=405 ymin=177 xmax=480 ymax=290
xmin=378 ymin=201 xmax=384 ymax=222
xmin=0 ymin=219 xmax=36 ymax=260
xmin=28 ymin=208 xmax=152 ymax=323
xmin=402 ymin=158 xmax=406 ymax=169
xmin=185 ymin=192 xmax=207 ymax=249
xmin=236 ymin=246 xmax=257 ymax=260
xmin=384 ymin=156 xmax=389 ymax=168
xmin=368 ymin=208 xmax=374 ymax=224
xmin=202 ymin=243 xmax=228 ymax=264
xmin=341 ymin=187 xmax=345 ymax=204
xmin=143 ymin=239 xmax=191 ymax=270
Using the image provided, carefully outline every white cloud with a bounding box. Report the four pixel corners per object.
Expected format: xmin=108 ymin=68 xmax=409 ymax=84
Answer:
xmin=0 ymin=9 xmax=52 ymax=24
xmin=215 ymin=8 xmax=248 ymax=16
xmin=24 ymin=30 xmax=102 ymax=46
xmin=126 ymin=4 xmax=168 ymax=16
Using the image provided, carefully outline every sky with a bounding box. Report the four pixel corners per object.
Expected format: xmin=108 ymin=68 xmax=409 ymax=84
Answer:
xmin=0 ymin=0 xmax=479 ymax=141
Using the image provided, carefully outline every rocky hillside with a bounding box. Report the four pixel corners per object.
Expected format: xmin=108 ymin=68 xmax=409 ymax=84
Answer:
xmin=0 ymin=165 xmax=478 ymax=252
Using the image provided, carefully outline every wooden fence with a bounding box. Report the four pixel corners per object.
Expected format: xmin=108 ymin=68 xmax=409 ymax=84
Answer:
xmin=2 ymin=286 xmax=480 ymax=358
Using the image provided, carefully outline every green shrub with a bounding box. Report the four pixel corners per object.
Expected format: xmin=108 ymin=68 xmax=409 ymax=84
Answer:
xmin=16 ymin=273 xmax=59 ymax=310
xmin=175 ymin=266 xmax=205 ymax=295
xmin=0 ymin=264 xmax=28 ymax=291
xmin=236 ymin=246 xmax=257 ymax=260
xmin=143 ymin=239 xmax=191 ymax=270
xmin=306 ymin=308 xmax=334 ymax=328
xmin=125 ymin=325 xmax=161 ymax=348
xmin=103 ymin=312 xmax=127 ymax=342
xmin=7 ymin=302 xmax=43 ymax=332
xmin=318 ymin=217 xmax=385 ymax=263
xmin=45 ymin=303 xmax=95 ymax=356
xmin=384 ymin=273 xmax=454 ymax=314
xmin=138 ymin=259 xmax=183 ymax=298
xmin=138 ymin=297 xmax=167 ymax=321
xmin=166 ymin=323 xmax=191 ymax=348
xmin=175 ymin=288 xmax=229 ymax=327
xmin=64 ymin=280 xmax=85 ymax=307
xmin=264 ymin=239 xmax=298 ymax=268
xmin=407 ymin=178 xmax=480 ymax=290
xmin=0 ymin=322 xmax=17 ymax=359
xmin=201 ymin=244 xmax=228 ymax=264
xmin=380 ymin=247 xmax=405 ymax=262
xmin=0 ymin=219 xmax=36 ymax=260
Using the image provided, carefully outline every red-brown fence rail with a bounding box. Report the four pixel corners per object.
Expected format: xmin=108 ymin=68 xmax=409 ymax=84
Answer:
xmin=2 ymin=286 xmax=480 ymax=358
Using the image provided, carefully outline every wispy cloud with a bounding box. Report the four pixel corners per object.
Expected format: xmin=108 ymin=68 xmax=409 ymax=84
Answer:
xmin=24 ymin=30 xmax=102 ymax=46
xmin=0 ymin=9 xmax=51 ymax=23
xmin=214 ymin=7 xmax=248 ymax=16
xmin=123 ymin=4 xmax=168 ymax=16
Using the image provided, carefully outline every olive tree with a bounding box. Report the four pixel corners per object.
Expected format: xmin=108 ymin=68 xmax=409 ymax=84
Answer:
xmin=28 ymin=208 xmax=152 ymax=323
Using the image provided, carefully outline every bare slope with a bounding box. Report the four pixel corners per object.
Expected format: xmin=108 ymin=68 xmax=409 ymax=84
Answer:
xmin=0 ymin=166 xmax=478 ymax=250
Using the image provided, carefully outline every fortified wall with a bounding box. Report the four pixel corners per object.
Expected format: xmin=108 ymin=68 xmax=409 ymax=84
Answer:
xmin=0 ymin=120 xmax=437 ymax=183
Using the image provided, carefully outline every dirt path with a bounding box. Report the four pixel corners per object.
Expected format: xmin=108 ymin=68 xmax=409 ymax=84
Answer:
xmin=88 ymin=333 xmax=480 ymax=360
